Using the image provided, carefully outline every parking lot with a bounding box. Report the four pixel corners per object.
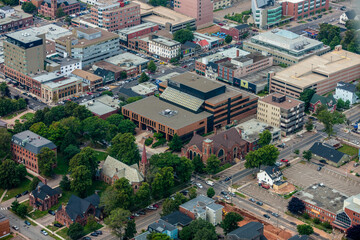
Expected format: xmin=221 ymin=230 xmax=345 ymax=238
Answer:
xmin=240 ymin=183 xmax=290 ymax=210
xmin=283 ymin=162 xmax=360 ymax=196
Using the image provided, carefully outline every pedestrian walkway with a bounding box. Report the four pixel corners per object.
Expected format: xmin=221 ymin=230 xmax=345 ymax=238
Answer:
xmin=0 ymin=190 xmax=7 ymax=203
xmin=26 ymin=216 xmax=65 ymax=240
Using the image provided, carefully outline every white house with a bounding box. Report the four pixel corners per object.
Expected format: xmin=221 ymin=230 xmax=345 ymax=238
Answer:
xmin=339 ymin=10 xmax=358 ymax=25
xmin=257 ymin=166 xmax=283 ymax=186
xmin=334 ymin=82 xmax=358 ymax=105
xmin=0 ymin=6 xmax=14 ymax=18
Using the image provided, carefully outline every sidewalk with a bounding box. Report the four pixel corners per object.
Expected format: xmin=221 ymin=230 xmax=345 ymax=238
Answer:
xmin=26 ymin=216 xmax=65 ymax=240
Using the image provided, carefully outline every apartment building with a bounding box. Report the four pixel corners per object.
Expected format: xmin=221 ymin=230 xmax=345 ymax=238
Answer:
xmin=55 ymin=27 xmax=120 ymax=66
xmin=257 ymin=93 xmax=304 ymax=136
xmin=243 ymin=29 xmax=330 ymax=66
xmin=269 ymin=46 xmax=360 ymax=98
xmin=39 ymin=0 xmax=80 ymax=19
xmin=251 ymin=0 xmax=282 ymax=29
xmin=11 ymin=130 xmax=57 ymax=174
xmin=212 ymin=0 xmax=231 ymax=10
xmin=174 ymin=0 xmax=213 ymax=28
xmin=148 ymin=35 xmax=181 ymax=60
xmin=0 ymin=12 xmax=33 ymax=34
xmin=118 ymin=22 xmax=159 ymax=45
xmin=280 ymin=0 xmax=329 ymax=20
xmin=90 ymin=0 xmax=140 ymax=32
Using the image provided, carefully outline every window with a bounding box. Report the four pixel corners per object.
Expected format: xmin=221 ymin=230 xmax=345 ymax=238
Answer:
xmin=218 ymin=149 xmax=224 ymax=157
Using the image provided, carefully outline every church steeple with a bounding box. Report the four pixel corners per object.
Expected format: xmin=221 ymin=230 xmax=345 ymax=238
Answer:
xmin=139 ymin=144 xmax=149 ymax=177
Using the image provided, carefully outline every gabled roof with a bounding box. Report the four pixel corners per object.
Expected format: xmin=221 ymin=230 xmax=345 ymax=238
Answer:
xmin=61 ymin=194 xmax=100 ymax=221
xmin=345 ymin=10 xmax=357 ymax=20
xmin=263 ymin=166 xmax=282 ymax=180
xmin=234 ymin=24 xmax=249 ymax=30
xmin=227 ymin=222 xmax=266 ymax=240
xmin=0 ymin=120 xmax=7 ymax=127
xmin=336 ymin=81 xmax=357 ymax=93
xmin=310 ymin=94 xmax=336 ymax=107
xmin=12 ymin=130 xmax=56 ymax=154
xmin=309 ymin=142 xmax=346 ymax=163
xmin=183 ymin=41 xmax=198 ymax=49
xmin=161 ymin=211 xmax=193 ymax=227
xmin=148 ymin=219 xmax=177 ymax=232
xmin=101 ymin=156 xmax=144 ymax=183
xmin=197 ymin=39 xmax=209 ymax=47
xmin=31 ymin=182 xmax=61 ymax=201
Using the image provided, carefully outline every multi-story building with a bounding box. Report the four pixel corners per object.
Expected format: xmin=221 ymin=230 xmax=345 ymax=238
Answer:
xmin=104 ymin=52 xmax=149 ymax=77
xmin=81 ymin=95 xmax=120 ymax=119
xmin=11 ymin=130 xmax=57 ymax=173
xmin=251 ymin=0 xmax=282 ymax=29
xmin=128 ymin=35 xmax=150 ymax=53
xmin=334 ymin=82 xmax=359 ymax=105
xmin=45 ymin=56 xmax=82 ymax=76
xmin=269 ymin=46 xmax=360 ymax=98
xmin=212 ymin=0 xmax=231 ymax=10
xmin=243 ymin=29 xmax=330 ymax=66
xmin=333 ymin=193 xmax=360 ymax=231
xmin=148 ymin=219 xmax=178 ymax=239
xmin=148 ymin=35 xmax=181 ymax=60
xmin=71 ymin=69 xmax=102 ymax=90
xmin=220 ymin=24 xmax=249 ymax=41
xmin=38 ymin=0 xmax=80 ymax=19
xmin=0 ymin=6 xmax=15 ymax=17
xmin=193 ymin=32 xmax=223 ymax=50
xmin=174 ymin=0 xmax=213 ymax=28
xmin=55 ymin=27 xmax=120 ymax=66
xmin=122 ymin=72 xmax=258 ymax=140
xmin=280 ymin=0 xmax=329 ymax=21
xmin=29 ymin=183 xmax=61 ymax=211
xmin=257 ymin=93 xmax=304 ymax=136
xmin=118 ymin=22 xmax=159 ymax=46
xmin=0 ymin=12 xmax=33 ymax=34
xmin=90 ymin=0 xmax=140 ymax=32
xmin=0 ymin=213 xmax=10 ymax=239
xmin=4 ymin=29 xmax=46 ymax=96
xmin=294 ymin=183 xmax=347 ymax=224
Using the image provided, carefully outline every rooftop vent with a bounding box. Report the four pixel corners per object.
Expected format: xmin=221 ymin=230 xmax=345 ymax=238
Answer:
xmin=159 ymin=109 xmax=178 ymax=118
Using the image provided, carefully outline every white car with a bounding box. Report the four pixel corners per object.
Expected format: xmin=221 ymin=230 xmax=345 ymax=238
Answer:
xmin=196 ymin=183 xmax=203 ymax=189
xmin=41 ymin=230 xmax=48 ymax=236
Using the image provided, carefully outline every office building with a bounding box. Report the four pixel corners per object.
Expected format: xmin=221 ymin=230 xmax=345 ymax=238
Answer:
xmin=90 ymin=0 xmax=140 ymax=32
xmin=11 ymin=130 xmax=57 ymax=173
xmin=148 ymin=35 xmax=181 ymax=60
xmin=81 ymin=94 xmax=120 ymax=119
xmin=135 ymin=1 xmax=196 ymax=33
xmin=243 ymin=29 xmax=330 ymax=66
xmin=174 ymin=0 xmax=213 ymax=28
xmin=269 ymin=46 xmax=360 ymax=98
xmin=71 ymin=69 xmax=102 ymax=90
xmin=0 ymin=11 xmax=33 ymax=34
xmin=280 ymin=0 xmax=329 ymax=21
xmin=294 ymin=183 xmax=347 ymax=223
xmin=123 ymin=72 xmax=257 ymax=140
xmin=55 ymin=27 xmax=120 ymax=66
xmin=45 ymin=56 xmax=82 ymax=76
xmin=38 ymin=0 xmax=80 ymax=19
xmin=333 ymin=193 xmax=360 ymax=231
xmin=251 ymin=0 xmax=282 ymax=29
xmin=118 ymin=22 xmax=159 ymax=45
xmin=104 ymin=52 xmax=149 ymax=76
xmin=257 ymin=93 xmax=304 ymax=136
xmin=213 ymin=0 xmax=232 ymax=10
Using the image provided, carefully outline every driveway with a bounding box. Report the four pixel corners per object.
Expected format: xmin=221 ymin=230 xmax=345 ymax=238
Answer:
xmin=36 ymin=214 xmax=55 ymax=228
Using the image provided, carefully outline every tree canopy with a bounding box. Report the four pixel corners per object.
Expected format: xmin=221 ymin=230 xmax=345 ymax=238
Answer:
xmin=0 ymin=128 xmax=11 ymax=158
xmin=138 ymin=72 xmax=150 ymax=83
xmin=173 ymin=29 xmax=194 ymax=44
xmin=258 ymin=129 xmax=272 ymax=147
xmin=101 ymin=178 xmax=134 ymax=213
xmin=168 ymin=134 xmax=183 ymax=152
xmin=205 ymin=155 xmax=220 ymax=174
xmin=104 ymin=208 xmax=132 ymax=239
xmin=148 ymin=0 xmax=167 ymax=7
xmin=347 ymin=225 xmax=360 ymax=240
xmin=317 ymin=109 xmax=346 ymax=137
xmin=287 ymin=197 xmax=305 ymax=215
xmin=225 ymin=35 xmax=232 ymax=44
xmin=21 ymin=2 xmax=37 ymax=13
xmin=151 ymin=167 xmax=174 ymax=199
xmin=37 ymin=147 xmax=56 ymax=177
xmin=147 ymin=60 xmax=157 ymax=73
xmin=180 ymin=219 xmax=217 ymax=240
xmin=108 ymin=133 xmax=140 ymax=165
xmin=67 ymin=222 xmax=84 ymax=240
xmin=245 ymin=145 xmax=279 ymax=169
xmin=297 ymin=224 xmax=314 ymax=235
xmin=221 ymin=212 xmax=243 ymax=234
xmin=299 ymin=89 xmax=315 ymax=112
xmin=0 ymin=159 xmax=27 ymax=189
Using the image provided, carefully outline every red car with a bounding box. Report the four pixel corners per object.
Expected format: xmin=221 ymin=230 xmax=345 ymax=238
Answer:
xmin=280 ymin=159 xmax=289 ymax=163
xmin=261 ymin=183 xmax=270 ymax=189
xmin=153 ymin=204 xmax=159 ymax=208
xmin=87 ymin=92 xmax=92 ymax=95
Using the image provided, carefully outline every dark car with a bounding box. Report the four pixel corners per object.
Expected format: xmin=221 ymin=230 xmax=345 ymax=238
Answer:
xmin=90 ymin=232 xmax=99 ymax=236
xmin=137 ymin=211 xmax=146 ymax=215
xmin=48 ymin=210 xmax=55 ymax=216
xmin=263 ymin=214 xmax=270 ymax=219
xmin=272 ymin=212 xmax=280 ymax=218
xmin=180 ymin=190 xmax=189 ymax=195
xmin=95 ymin=230 xmax=102 ymax=235
xmin=249 ymin=198 xmax=256 ymax=202
xmin=221 ymin=191 xmax=228 ymax=196
xmin=15 ymin=194 xmax=22 ymax=198
xmin=82 ymin=237 xmax=91 ymax=240
xmin=24 ymin=220 xmax=31 ymax=226
xmin=319 ymin=160 xmax=327 ymax=164
xmin=22 ymin=191 xmax=28 ymax=196
xmin=54 ymin=223 xmax=63 ymax=228
xmin=224 ymin=176 xmax=232 ymax=182
xmin=317 ymin=166 xmax=322 ymax=171
xmin=256 ymin=201 xmax=263 ymax=206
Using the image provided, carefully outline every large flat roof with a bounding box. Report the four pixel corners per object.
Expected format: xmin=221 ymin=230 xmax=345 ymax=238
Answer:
xmin=123 ymin=96 xmax=212 ymax=130
xmin=205 ymin=88 xmax=242 ymax=105
xmin=272 ymin=49 xmax=360 ymax=88
xmin=236 ymin=118 xmax=281 ymax=143
xmin=294 ymin=183 xmax=348 ymax=214
xmin=118 ymin=22 xmax=158 ymax=36
xmin=169 ymin=72 xmax=224 ymax=93
xmin=0 ymin=12 xmax=32 ymax=25
xmin=200 ymin=48 xmax=249 ymax=63
xmin=6 ymin=28 xmax=42 ymax=44
xmin=150 ymin=36 xmax=180 ymax=47
xmin=30 ymin=24 xmax=72 ymax=41
xmin=105 ymin=52 xmax=149 ymax=67
xmin=260 ymin=93 xmax=303 ymax=109
xmin=43 ymin=76 xmax=81 ymax=89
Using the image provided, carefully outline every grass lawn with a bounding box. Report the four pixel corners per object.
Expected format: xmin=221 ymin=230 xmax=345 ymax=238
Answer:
xmin=57 ymin=227 xmax=70 ymax=240
xmin=2 ymin=178 xmax=31 ymax=201
xmin=2 ymin=110 xmax=26 ymax=120
xmin=54 ymin=153 xmax=69 ymax=175
xmin=235 ymin=192 xmax=246 ymax=198
xmin=20 ymin=113 xmax=34 ymax=121
xmin=94 ymin=150 xmax=108 ymax=162
xmin=338 ymin=144 xmax=358 ymax=156
xmin=86 ymin=181 xmax=109 ymax=197
xmin=0 ymin=188 xmax=5 ymax=199
xmin=84 ymin=223 xmax=103 ymax=235
xmin=46 ymin=225 xmax=58 ymax=232
xmin=286 ymin=211 xmax=332 ymax=233
xmin=1 ymin=235 xmax=14 ymax=240
xmin=257 ymin=92 xmax=268 ymax=97
xmin=29 ymin=209 xmax=49 ymax=220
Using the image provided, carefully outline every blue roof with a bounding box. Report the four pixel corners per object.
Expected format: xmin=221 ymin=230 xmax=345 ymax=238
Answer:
xmin=275 ymin=30 xmax=299 ymax=40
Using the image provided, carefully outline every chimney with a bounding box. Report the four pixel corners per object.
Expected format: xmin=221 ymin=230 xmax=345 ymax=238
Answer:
xmin=238 ymin=128 xmax=242 ymax=137
xmin=224 ymin=134 xmax=227 ymax=140
xmin=37 ymin=186 xmax=41 ymax=193
xmin=236 ymin=49 xmax=239 ymax=57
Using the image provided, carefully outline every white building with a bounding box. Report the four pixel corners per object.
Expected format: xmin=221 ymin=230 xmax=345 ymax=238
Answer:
xmin=46 ymin=57 xmax=82 ymax=76
xmin=257 ymin=166 xmax=283 ymax=186
xmin=148 ymin=36 xmax=181 ymax=60
xmin=334 ymin=82 xmax=359 ymax=105
xmin=0 ymin=6 xmax=15 ymax=18
xmin=339 ymin=10 xmax=358 ymax=25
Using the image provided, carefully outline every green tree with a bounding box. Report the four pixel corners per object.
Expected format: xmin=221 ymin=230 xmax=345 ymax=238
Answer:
xmin=86 ymin=215 xmax=98 ymax=232
xmin=67 ymin=222 xmax=84 ymax=240
xmin=109 ymin=133 xmax=140 ymax=165
xmin=125 ymin=220 xmax=137 ymax=239
xmin=21 ymin=2 xmax=37 ymax=13
xmin=258 ymin=129 xmax=272 ymax=147
xmin=337 ymin=98 xmax=345 ymax=109
xmin=135 ymin=182 xmax=151 ymax=209
xmin=189 ymin=187 xmax=197 ymax=199
xmin=193 ymin=228 xmax=217 ymax=240
xmin=56 ymin=7 xmax=65 ymax=18
xmin=180 ymin=219 xmax=217 ymax=240
xmin=147 ymin=232 xmax=171 ymax=240
xmin=305 ymin=119 xmax=314 ymax=132
xmin=148 ymin=0 xmax=167 ymax=6
xmin=63 ymin=144 xmax=80 ymax=163
xmin=173 ymin=29 xmax=194 ymax=44
xmin=193 ymin=155 xmax=205 ymax=173
xmin=64 ymin=15 xmax=72 ymax=25
xmin=347 ymin=225 xmax=360 ymax=240
xmin=60 ymin=175 xmax=71 ymax=191
xmin=297 ymin=224 xmax=314 ymax=235
xmin=168 ymin=134 xmax=182 ymax=152
xmin=313 ymin=218 xmax=321 ymax=224
xmin=245 ymin=145 xmax=279 ymax=169
xmin=161 ymin=198 xmax=178 ymax=216
xmin=205 ymin=155 xmax=220 ymax=174
xmin=317 ymin=110 xmax=346 ymax=137
xmin=11 ymin=200 xmax=19 ymax=212
xmin=37 ymin=147 xmax=56 ymax=177
xmin=106 ymin=114 xmax=124 ymax=127
xmin=138 ymin=72 xmax=150 ymax=83
xmin=83 ymin=116 xmax=112 ymax=143
xmin=118 ymin=119 xmax=136 ymax=134
xmin=294 ymin=149 xmax=300 ymax=155
xmin=302 ymin=150 xmax=312 ymax=161
xmin=30 ymin=122 xmax=48 ymax=137
xmin=329 ymin=35 xmax=341 ymax=49
xmin=69 ymin=147 xmax=98 ymax=177
xmin=29 ymin=177 xmax=40 ymax=191
xmin=225 ymin=35 xmax=232 ymax=44
xmin=299 ymin=89 xmax=316 ymax=112
xmin=0 ymin=82 xmax=10 ymax=97
xmin=0 ymin=159 xmax=26 ymax=189
xmin=70 ymin=165 xmax=92 ymax=197
xmin=221 ymin=212 xmax=243 ymax=234
xmin=345 ymin=20 xmax=360 ymax=30
xmin=207 ymin=187 xmax=215 ymax=198
xmin=345 ymin=100 xmax=351 ymax=109
xmin=73 ymin=105 xmax=92 ymax=121
xmin=101 ymin=178 xmax=134 ymax=213
xmin=16 ymin=204 xmax=28 ymax=218
xmin=0 ymin=128 xmax=11 ymax=158
xmin=101 ymin=90 xmax=113 ymax=96
xmin=347 ymin=41 xmax=358 ymax=53
xmin=287 ymin=197 xmax=305 ymax=215
xmin=120 ymin=71 xmax=127 ymax=79
xmin=151 ymin=167 xmax=174 ymax=199
xmin=104 ymin=208 xmax=131 ymax=239
xmin=147 ymin=60 xmax=157 ymax=73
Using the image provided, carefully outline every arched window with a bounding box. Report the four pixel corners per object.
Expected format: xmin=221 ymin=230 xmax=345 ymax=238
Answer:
xmin=189 ymin=150 xmax=193 ymax=160
xmin=233 ymin=147 xmax=237 ymax=159
xmin=218 ymin=149 xmax=224 ymax=157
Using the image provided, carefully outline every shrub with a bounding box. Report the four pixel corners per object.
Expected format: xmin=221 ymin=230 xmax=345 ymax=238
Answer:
xmin=313 ymin=218 xmax=321 ymax=224
xmin=302 ymin=213 xmax=310 ymax=219
xmin=145 ymin=137 xmax=153 ymax=146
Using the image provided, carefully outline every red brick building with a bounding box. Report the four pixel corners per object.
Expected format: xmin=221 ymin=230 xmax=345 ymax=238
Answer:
xmin=55 ymin=194 xmax=101 ymax=228
xmin=281 ymin=0 xmax=329 ymax=21
xmin=332 ymin=193 xmax=360 ymax=232
xmin=0 ymin=213 xmax=10 ymax=239
xmin=0 ymin=12 xmax=33 ymax=34
xmin=220 ymin=24 xmax=249 ymax=41
xmin=118 ymin=22 xmax=159 ymax=46
xmin=11 ymin=130 xmax=57 ymax=174
xmin=29 ymin=183 xmax=61 ymax=211
xmin=181 ymin=128 xmax=247 ymax=164
xmin=128 ymin=36 xmax=150 ymax=53
xmin=38 ymin=0 xmax=80 ymax=19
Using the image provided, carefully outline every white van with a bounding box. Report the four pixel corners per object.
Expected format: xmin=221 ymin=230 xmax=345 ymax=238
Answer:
xmin=206 ymin=180 xmax=214 ymax=186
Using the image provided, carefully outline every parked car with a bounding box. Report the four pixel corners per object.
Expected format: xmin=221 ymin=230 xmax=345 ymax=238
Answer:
xmin=277 ymin=144 xmax=285 ymax=148
xmin=137 ymin=211 xmax=146 ymax=215
xmin=319 ymin=160 xmax=327 ymax=164
xmin=275 ymin=162 xmax=282 ymax=167
xmin=48 ymin=210 xmax=55 ymax=216
xmin=22 ymin=190 xmax=28 ymax=196
xmin=224 ymin=195 xmax=230 ymax=200
xmin=317 ymin=166 xmax=322 ymax=171
xmin=15 ymin=194 xmax=22 ymax=198
xmin=41 ymin=230 xmax=48 ymax=236
xmin=82 ymin=237 xmax=91 ymax=240
xmin=54 ymin=223 xmax=63 ymax=228
xmin=229 ymin=192 xmax=236 ymax=197
xmin=95 ymin=230 xmax=102 ymax=235
xmin=249 ymin=198 xmax=256 ymax=202
xmin=224 ymin=176 xmax=232 ymax=182
xmin=24 ymin=221 xmax=31 ymax=226
xmin=90 ymin=232 xmax=99 ymax=236
xmin=263 ymin=214 xmax=270 ymax=219
xmin=180 ymin=190 xmax=189 ymax=195
xmin=153 ymin=204 xmax=159 ymax=208
xmin=256 ymin=201 xmax=263 ymax=206
xmin=206 ymin=180 xmax=214 ymax=186
xmin=147 ymin=206 xmax=157 ymax=210
xmin=12 ymin=226 xmax=19 ymax=231
xmin=272 ymin=212 xmax=280 ymax=218
xmin=221 ymin=191 xmax=227 ymax=196
xmin=196 ymin=183 xmax=203 ymax=189
xmin=280 ymin=159 xmax=289 ymax=163
xmin=261 ymin=183 xmax=270 ymax=189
